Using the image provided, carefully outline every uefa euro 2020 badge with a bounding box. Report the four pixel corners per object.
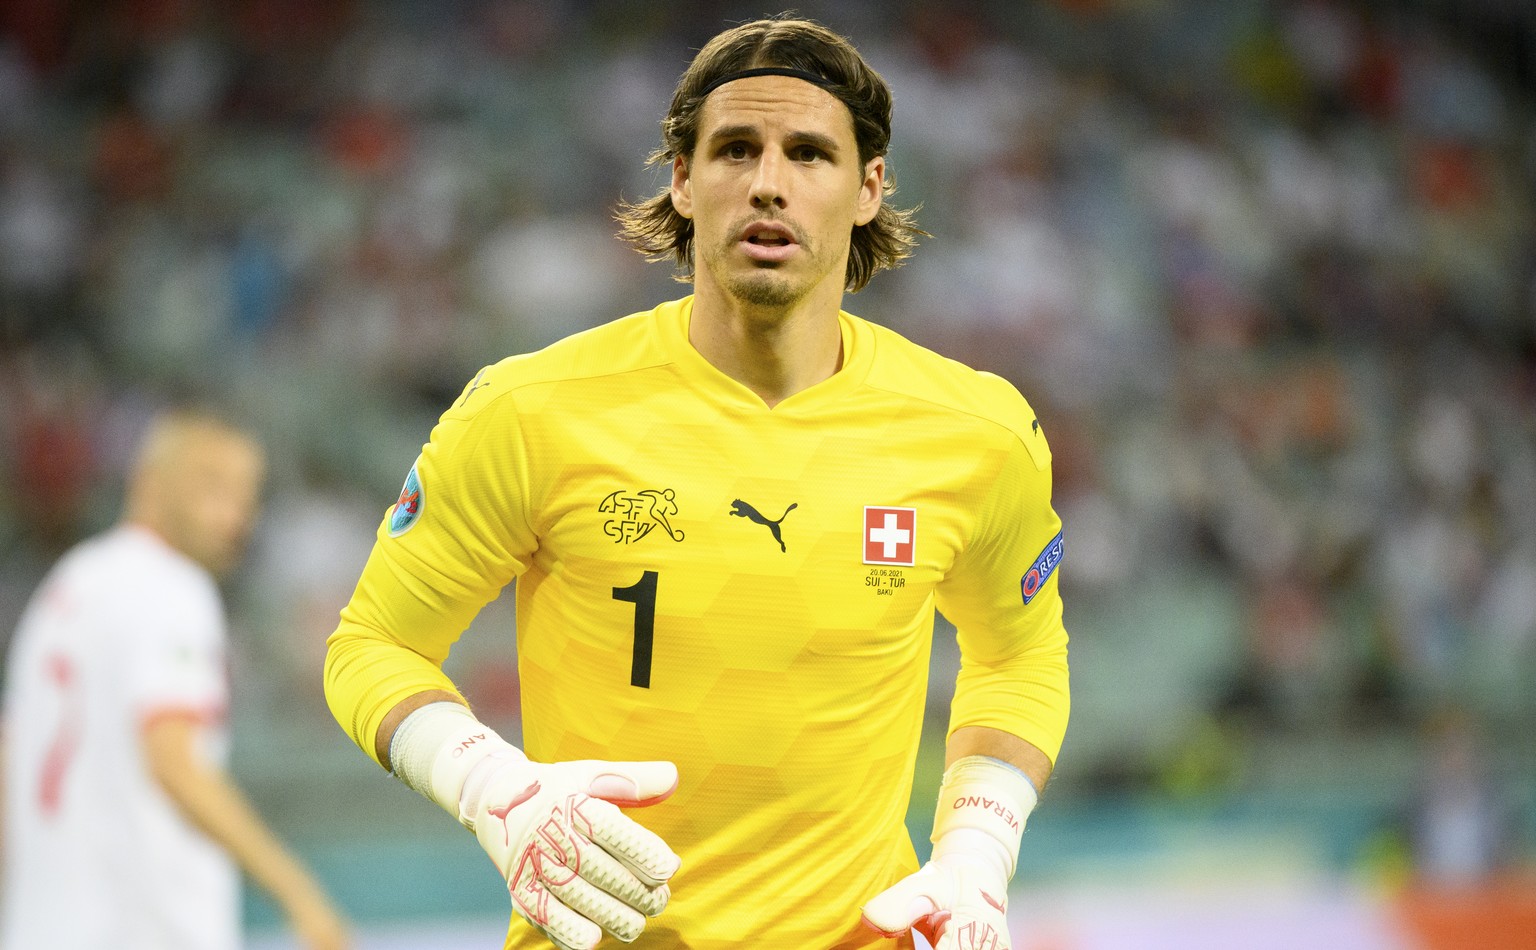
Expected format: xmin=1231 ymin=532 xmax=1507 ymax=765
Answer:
xmin=388 ymin=461 xmax=424 ymax=537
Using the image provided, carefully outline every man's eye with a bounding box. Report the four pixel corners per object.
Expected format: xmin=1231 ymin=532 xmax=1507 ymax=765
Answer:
xmin=724 ymin=143 xmax=749 ymax=159
xmin=794 ymin=146 xmax=822 ymax=162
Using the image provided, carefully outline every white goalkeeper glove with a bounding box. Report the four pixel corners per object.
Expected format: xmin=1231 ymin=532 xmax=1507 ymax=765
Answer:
xmin=861 ymin=756 xmax=1038 ymax=950
xmin=390 ymin=702 xmax=680 ymax=950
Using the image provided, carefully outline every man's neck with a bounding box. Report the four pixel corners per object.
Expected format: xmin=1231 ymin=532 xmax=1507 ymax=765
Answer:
xmin=687 ymin=281 xmax=845 ymax=408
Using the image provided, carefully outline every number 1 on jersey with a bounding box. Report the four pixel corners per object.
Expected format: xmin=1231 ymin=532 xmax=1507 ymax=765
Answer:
xmin=612 ymin=570 xmax=658 ymax=688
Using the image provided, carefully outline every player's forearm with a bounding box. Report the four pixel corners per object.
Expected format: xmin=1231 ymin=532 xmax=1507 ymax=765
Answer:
xmin=176 ymin=769 xmax=326 ymax=910
xmin=144 ymin=719 xmax=335 ymax=916
xmin=947 ymin=725 xmax=1053 ymax=793
xmin=950 ymin=629 xmax=1070 ymax=769
xmin=323 ymin=624 xmax=466 ymax=768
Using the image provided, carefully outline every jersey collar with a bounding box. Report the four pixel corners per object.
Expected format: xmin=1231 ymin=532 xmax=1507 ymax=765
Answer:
xmin=656 ymin=295 xmax=874 ymax=413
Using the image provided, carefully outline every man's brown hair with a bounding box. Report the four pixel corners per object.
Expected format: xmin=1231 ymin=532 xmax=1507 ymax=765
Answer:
xmin=615 ymin=17 xmax=924 ymax=293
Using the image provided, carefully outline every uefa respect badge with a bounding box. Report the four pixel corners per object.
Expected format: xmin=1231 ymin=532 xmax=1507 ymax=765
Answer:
xmin=1020 ymin=530 xmax=1063 ymax=604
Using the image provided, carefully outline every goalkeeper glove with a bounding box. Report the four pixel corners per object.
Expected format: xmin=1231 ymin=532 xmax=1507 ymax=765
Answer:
xmin=391 ymin=702 xmax=680 ymax=950
xmin=861 ymin=756 xmax=1038 ymax=950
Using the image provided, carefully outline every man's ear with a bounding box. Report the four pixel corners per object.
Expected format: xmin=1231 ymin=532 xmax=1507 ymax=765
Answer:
xmin=854 ymin=155 xmax=885 ymax=227
xmin=671 ymin=154 xmax=694 ymax=219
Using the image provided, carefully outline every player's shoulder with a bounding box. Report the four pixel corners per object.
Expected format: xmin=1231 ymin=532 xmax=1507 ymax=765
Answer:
xmin=445 ymin=303 xmax=672 ymax=419
xmin=114 ymin=528 xmax=221 ymax=600
xmin=858 ymin=318 xmax=1052 ymax=470
xmin=60 ymin=527 xmax=222 ymax=621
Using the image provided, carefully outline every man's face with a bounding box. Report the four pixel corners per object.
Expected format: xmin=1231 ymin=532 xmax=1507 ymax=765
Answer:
xmin=671 ymin=75 xmax=884 ymax=312
xmin=165 ymin=434 xmax=265 ymax=576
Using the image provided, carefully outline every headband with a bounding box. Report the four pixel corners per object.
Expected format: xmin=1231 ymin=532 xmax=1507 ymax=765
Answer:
xmin=697 ymin=66 xmax=838 ymax=99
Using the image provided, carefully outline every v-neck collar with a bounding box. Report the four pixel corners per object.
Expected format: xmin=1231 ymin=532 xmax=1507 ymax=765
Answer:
xmin=654 ymin=295 xmax=873 ymax=414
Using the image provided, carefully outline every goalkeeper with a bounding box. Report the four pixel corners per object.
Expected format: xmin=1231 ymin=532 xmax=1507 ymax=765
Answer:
xmin=324 ymin=15 xmax=1069 ymax=950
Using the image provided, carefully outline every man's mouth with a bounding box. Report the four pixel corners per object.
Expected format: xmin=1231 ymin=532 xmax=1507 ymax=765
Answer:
xmin=739 ymin=222 xmax=799 ymax=262
xmin=740 ymin=221 xmax=797 ymax=245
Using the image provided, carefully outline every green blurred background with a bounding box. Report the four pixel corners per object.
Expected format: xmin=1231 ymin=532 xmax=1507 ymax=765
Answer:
xmin=2 ymin=1 xmax=1533 ymax=947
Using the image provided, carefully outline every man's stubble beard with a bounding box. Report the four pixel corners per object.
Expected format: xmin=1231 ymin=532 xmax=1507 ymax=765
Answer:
xmin=701 ymin=224 xmax=826 ymax=310
xmin=727 ymin=270 xmax=801 ymax=308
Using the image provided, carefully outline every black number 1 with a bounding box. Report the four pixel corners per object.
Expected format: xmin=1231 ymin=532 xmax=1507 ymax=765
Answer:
xmin=612 ymin=570 xmax=658 ymax=688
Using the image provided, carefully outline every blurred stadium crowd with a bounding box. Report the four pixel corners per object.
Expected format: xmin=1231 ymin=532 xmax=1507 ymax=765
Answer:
xmin=2 ymin=0 xmax=1533 ymax=910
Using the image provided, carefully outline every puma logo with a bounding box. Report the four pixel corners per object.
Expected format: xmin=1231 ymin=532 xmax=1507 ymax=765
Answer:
xmin=458 ymin=367 xmax=491 ymax=406
xmin=729 ymin=499 xmax=797 ymax=552
xmin=1031 ymin=418 xmax=1041 ymax=434
xmin=487 ymin=781 xmax=541 ymax=845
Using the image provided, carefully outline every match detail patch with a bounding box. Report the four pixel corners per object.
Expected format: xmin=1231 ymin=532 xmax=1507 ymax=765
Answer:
xmin=1020 ymin=530 xmax=1063 ymax=604
xmin=388 ymin=461 xmax=424 ymax=537
xmin=864 ymin=506 xmax=916 ymax=566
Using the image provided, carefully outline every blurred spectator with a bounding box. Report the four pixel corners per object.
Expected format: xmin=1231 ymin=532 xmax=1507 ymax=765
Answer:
xmin=1410 ymin=709 xmax=1520 ymax=888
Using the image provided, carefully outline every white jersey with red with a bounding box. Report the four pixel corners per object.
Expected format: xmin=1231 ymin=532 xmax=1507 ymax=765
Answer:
xmin=1 ymin=525 xmax=239 ymax=950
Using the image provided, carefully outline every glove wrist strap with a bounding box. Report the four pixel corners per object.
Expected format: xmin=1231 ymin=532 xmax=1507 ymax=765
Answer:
xmin=931 ymin=755 xmax=1039 ymax=880
xmin=389 ymin=701 xmax=527 ymax=828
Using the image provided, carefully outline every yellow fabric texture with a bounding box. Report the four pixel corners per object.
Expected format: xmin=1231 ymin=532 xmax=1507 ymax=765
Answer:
xmin=323 ymin=296 xmax=1070 ymax=949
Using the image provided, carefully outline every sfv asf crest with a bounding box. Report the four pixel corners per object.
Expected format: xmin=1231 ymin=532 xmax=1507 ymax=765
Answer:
xmin=601 ymin=489 xmax=685 ymax=543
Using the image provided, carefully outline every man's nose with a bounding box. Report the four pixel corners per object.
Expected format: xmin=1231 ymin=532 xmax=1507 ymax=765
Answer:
xmin=749 ymin=151 xmax=787 ymax=209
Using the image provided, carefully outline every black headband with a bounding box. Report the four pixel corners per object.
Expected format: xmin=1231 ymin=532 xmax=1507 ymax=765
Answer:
xmin=696 ymin=66 xmax=837 ymax=99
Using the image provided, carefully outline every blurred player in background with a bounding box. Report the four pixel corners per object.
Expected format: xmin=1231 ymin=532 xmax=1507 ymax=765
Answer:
xmin=325 ymin=16 xmax=1068 ymax=950
xmin=1 ymin=411 xmax=351 ymax=950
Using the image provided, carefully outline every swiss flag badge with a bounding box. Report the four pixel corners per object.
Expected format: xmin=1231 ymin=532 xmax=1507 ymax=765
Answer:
xmin=864 ymin=506 xmax=916 ymax=566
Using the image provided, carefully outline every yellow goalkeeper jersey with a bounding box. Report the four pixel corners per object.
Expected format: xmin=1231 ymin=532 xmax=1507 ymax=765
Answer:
xmin=325 ymin=296 xmax=1070 ymax=949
